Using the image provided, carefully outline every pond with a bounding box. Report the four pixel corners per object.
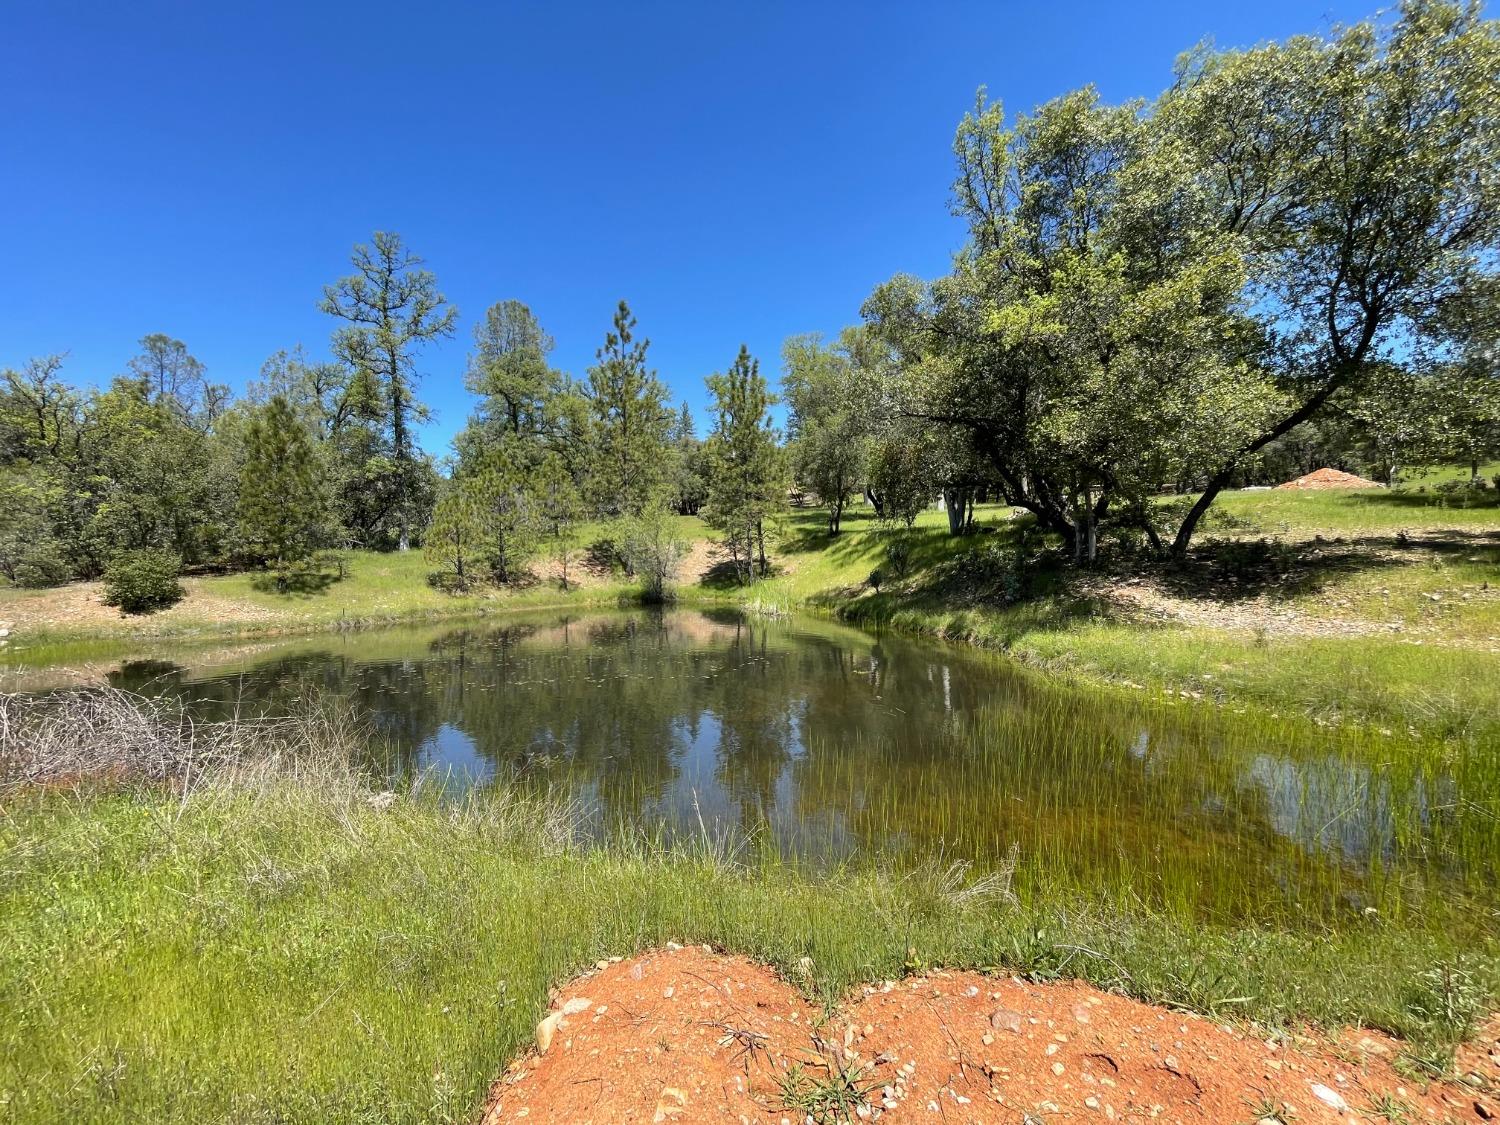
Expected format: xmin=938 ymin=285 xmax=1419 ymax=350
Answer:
xmin=18 ymin=607 xmax=1499 ymax=926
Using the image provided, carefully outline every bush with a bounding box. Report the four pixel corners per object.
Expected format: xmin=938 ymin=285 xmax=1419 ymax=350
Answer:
xmin=883 ymin=532 xmax=915 ymax=579
xmin=619 ymin=507 xmax=687 ymax=603
xmin=102 ymin=549 xmax=184 ymax=614
xmin=12 ymin=543 xmax=72 ymax=589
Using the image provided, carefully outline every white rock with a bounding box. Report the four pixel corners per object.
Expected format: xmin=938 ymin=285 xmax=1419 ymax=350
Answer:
xmin=535 ymin=1011 xmax=563 ymax=1053
xmin=1309 ymin=1083 xmax=1348 ymax=1111
xmin=560 ymin=997 xmax=592 ymax=1015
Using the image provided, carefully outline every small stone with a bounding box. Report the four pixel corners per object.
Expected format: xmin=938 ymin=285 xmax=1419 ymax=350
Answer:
xmin=535 ymin=1011 xmax=563 ymax=1053
xmin=560 ymin=997 xmax=591 ymax=1015
xmin=991 ymin=1008 xmax=1025 ymax=1033
xmin=1052 ymin=1062 xmax=1066 ymax=1076
xmin=651 ymin=1086 xmax=687 ymax=1123
xmin=1309 ymin=1083 xmax=1348 ymax=1111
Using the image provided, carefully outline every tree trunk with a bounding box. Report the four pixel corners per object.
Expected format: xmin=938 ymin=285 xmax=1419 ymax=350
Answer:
xmin=943 ymin=487 xmax=970 ymax=536
xmin=1170 ymin=366 xmax=1358 ymax=556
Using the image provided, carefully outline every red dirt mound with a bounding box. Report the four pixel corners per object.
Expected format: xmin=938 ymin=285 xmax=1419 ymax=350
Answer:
xmin=1275 ymin=468 xmax=1385 ymax=490
xmin=482 ymin=947 xmax=1498 ymax=1123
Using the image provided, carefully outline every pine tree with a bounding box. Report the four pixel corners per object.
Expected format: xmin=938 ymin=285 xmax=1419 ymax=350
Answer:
xmin=586 ymin=301 xmax=672 ymax=517
xmin=424 ymin=482 xmax=486 ymax=590
xmin=703 ymin=346 xmax=786 ymax=583
xmin=238 ymin=395 xmax=328 ymax=584
xmin=470 ymin=443 xmax=540 ymax=584
xmin=320 ymin=232 xmax=456 ymax=551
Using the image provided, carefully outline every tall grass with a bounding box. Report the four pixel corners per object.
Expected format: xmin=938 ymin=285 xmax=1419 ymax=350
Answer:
xmin=1 ymin=692 xmax=1496 ymax=1123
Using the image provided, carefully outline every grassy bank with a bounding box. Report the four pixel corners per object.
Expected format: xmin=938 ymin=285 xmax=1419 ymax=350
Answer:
xmin=0 ymin=545 xmax=647 ymax=663
xmin=3 ymin=777 xmax=1496 ymax=1124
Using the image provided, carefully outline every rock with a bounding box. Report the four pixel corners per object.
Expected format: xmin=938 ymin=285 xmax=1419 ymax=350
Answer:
xmin=535 ymin=1011 xmax=563 ymax=1053
xmin=991 ymin=1008 xmax=1025 ymax=1033
xmin=651 ymin=1086 xmax=686 ymax=1122
xmin=560 ymin=997 xmax=591 ymax=1015
xmin=1309 ymin=1083 xmax=1348 ymax=1111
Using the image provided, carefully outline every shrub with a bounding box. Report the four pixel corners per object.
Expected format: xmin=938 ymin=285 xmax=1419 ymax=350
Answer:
xmin=102 ymin=549 xmax=184 ymax=614
xmin=12 ymin=543 xmax=72 ymax=588
xmin=619 ymin=507 xmax=687 ymax=603
xmin=883 ymin=533 xmax=915 ymax=579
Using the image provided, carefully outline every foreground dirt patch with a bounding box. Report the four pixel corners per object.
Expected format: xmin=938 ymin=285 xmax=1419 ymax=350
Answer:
xmin=483 ymin=948 xmax=1498 ymax=1124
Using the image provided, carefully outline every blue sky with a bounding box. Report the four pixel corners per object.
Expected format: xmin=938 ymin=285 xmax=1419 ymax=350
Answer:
xmin=2 ymin=0 xmax=1370 ymax=454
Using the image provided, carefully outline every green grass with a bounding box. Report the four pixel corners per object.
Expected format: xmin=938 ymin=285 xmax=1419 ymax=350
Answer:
xmin=1210 ymin=481 xmax=1500 ymax=535
xmin=2 ymin=779 xmax=1495 ymax=1124
xmin=0 ymin=516 xmax=717 ymax=658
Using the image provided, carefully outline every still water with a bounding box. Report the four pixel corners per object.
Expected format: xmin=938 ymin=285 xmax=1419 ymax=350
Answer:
xmin=83 ymin=608 xmax=1498 ymax=922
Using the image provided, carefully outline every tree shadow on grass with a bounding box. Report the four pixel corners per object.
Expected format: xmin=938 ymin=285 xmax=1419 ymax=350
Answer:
xmin=248 ymin=568 xmax=343 ymax=598
xmin=1148 ymin=531 xmax=1498 ymax=604
xmin=808 ymin=525 xmax=1498 ymax=638
xmin=1354 ymin=488 xmax=1500 ymax=514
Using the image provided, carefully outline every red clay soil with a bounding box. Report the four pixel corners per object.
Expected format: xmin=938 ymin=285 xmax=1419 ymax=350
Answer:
xmin=1275 ymin=468 xmax=1385 ymax=490
xmin=481 ymin=947 xmax=1499 ymax=1124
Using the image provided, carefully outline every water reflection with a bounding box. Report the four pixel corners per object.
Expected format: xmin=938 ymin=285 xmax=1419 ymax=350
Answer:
xmin=97 ymin=608 xmax=1494 ymax=923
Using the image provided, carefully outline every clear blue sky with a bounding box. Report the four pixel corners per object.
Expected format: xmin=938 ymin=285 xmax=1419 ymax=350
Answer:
xmin=2 ymin=1 xmax=1369 ymax=453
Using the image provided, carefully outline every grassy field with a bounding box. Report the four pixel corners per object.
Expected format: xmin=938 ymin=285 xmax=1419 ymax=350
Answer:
xmin=0 ymin=515 xmax=711 ymax=661
xmin=3 ymin=775 xmax=1495 ymax=1124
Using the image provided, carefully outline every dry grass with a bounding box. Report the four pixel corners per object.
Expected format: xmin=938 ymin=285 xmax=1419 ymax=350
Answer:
xmin=0 ymin=686 xmax=367 ymax=790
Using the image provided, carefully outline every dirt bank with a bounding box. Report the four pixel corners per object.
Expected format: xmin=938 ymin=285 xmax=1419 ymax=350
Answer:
xmin=483 ymin=947 xmax=1498 ymax=1124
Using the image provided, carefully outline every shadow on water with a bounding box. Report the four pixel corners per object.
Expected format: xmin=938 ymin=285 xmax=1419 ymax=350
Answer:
xmin=84 ymin=606 xmax=1498 ymax=926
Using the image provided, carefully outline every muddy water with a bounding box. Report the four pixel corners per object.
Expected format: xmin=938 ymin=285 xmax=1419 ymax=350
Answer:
xmin=34 ymin=607 xmax=1500 ymax=923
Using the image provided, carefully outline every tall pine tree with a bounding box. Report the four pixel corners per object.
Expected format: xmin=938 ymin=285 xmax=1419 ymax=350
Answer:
xmin=320 ymin=232 xmax=456 ymax=550
xmin=704 ymin=346 xmax=786 ymax=583
xmin=586 ymin=301 xmax=672 ymax=517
